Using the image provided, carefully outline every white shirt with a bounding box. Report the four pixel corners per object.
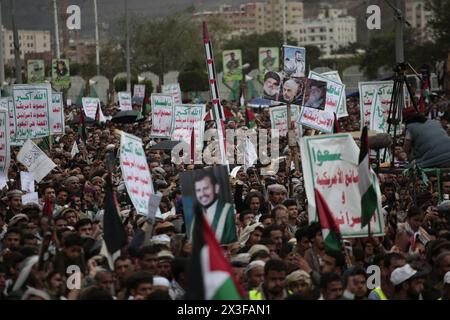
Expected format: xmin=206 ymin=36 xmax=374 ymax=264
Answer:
xmin=205 ymin=200 xmax=219 ymax=225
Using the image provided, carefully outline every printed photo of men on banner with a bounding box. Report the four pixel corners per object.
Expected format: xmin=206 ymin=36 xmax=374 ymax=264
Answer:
xmin=303 ymin=78 xmax=327 ymax=110
xmin=222 ymin=49 xmax=243 ymax=82
xmin=180 ymin=165 xmax=237 ymax=244
xmin=262 ymin=71 xmax=305 ymax=105
xmin=259 ymin=47 xmax=279 ymax=80
xmin=283 ymin=45 xmax=306 ymax=78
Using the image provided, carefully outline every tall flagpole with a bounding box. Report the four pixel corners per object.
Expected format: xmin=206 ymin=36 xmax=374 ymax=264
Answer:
xmin=202 ymin=22 xmax=229 ymax=171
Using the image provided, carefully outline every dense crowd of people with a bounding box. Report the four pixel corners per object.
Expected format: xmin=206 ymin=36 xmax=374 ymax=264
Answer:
xmin=1 ymin=90 xmax=450 ymax=301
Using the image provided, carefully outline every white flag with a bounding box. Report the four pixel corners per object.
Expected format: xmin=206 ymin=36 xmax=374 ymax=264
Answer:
xmin=71 ymin=141 xmax=79 ymax=158
xmin=244 ymin=137 xmax=258 ymax=170
xmin=17 ymin=140 xmax=57 ymax=183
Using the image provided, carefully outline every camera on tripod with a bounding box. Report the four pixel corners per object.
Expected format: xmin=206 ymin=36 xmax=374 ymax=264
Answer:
xmin=393 ymin=62 xmax=408 ymax=74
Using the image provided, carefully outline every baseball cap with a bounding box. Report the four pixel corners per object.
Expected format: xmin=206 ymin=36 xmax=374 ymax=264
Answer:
xmin=390 ymin=264 xmax=427 ymax=286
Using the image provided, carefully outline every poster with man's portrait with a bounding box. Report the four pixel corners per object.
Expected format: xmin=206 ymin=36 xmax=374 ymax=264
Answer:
xmin=262 ymin=71 xmax=282 ymax=101
xmin=259 ymin=47 xmax=279 ymax=81
xmin=51 ymin=59 xmax=70 ymax=89
xmin=27 ymin=60 xmax=45 ymax=83
xmin=280 ymin=77 xmax=305 ymax=105
xmin=223 ymin=50 xmax=243 ymax=83
xmin=180 ymin=165 xmax=237 ymax=244
xmin=303 ymin=79 xmax=327 ymax=110
xmin=283 ymin=45 xmax=306 ymax=78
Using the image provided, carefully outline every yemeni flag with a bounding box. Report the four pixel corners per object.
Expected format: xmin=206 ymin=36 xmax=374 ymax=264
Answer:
xmin=187 ymin=204 xmax=245 ymax=300
xmin=314 ymin=188 xmax=341 ymax=252
xmin=358 ymin=126 xmax=378 ymax=228
xmin=245 ymin=107 xmax=256 ymax=129
xmin=103 ymin=174 xmax=128 ymax=255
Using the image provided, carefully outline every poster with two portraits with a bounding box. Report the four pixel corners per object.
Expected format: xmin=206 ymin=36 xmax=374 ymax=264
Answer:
xmin=262 ymin=45 xmax=307 ymax=105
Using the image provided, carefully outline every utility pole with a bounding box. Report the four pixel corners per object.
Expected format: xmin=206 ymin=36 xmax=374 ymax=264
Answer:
xmin=394 ymin=0 xmax=404 ymax=64
xmin=125 ymin=0 xmax=131 ymax=92
xmin=282 ymin=0 xmax=287 ymax=45
xmin=94 ymin=0 xmax=100 ymax=76
xmin=53 ymin=0 xmax=60 ymax=59
xmin=11 ymin=0 xmax=22 ymax=83
xmin=0 ymin=1 xmax=5 ymax=88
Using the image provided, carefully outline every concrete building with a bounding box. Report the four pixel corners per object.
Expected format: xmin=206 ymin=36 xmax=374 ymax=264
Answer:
xmin=405 ymin=0 xmax=434 ymax=42
xmin=193 ymin=0 xmax=304 ymax=36
xmin=66 ymin=38 xmax=96 ymax=64
xmin=289 ymin=9 xmax=356 ymax=57
xmin=1 ymin=27 xmax=51 ymax=65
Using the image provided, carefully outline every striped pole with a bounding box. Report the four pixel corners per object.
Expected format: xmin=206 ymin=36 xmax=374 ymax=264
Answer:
xmin=203 ymin=22 xmax=229 ymax=170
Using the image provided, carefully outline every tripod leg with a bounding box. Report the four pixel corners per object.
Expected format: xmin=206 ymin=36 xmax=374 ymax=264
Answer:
xmin=383 ymin=80 xmax=400 ymax=162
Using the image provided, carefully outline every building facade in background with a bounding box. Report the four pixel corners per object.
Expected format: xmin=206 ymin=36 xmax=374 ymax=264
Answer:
xmin=193 ymin=0 xmax=304 ymax=36
xmin=289 ymin=8 xmax=356 ymax=57
xmin=2 ymin=27 xmax=51 ymax=65
xmin=405 ymin=0 xmax=434 ymax=42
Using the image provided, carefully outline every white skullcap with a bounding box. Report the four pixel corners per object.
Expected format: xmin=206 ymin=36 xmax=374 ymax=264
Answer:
xmin=153 ymin=276 xmax=170 ymax=288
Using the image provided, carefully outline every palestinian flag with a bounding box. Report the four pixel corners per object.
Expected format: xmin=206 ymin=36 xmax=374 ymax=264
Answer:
xmin=43 ymin=195 xmax=53 ymax=219
xmin=103 ymin=174 xmax=128 ymax=255
xmin=358 ymin=126 xmax=378 ymax=228
xmin=78 ymin=108 xmax=87 ymax=142
xmin=143 ymin=93 xmax=151 ymax=116
xmin=314 ymin=188 xmax=341 ymax=252
xmin=418 ymin=77 xmax=430 ymax=113
xmin=333 ymin=112 xmax=340 ymax=133
xmin=190 ymin=127 xmax=195 ymax=164
xmin=203 ymin=106 xmax=234 ymax=121
xmin=95 ymin=103 xmax=102 ymax=127
xmin=187 ymin=204 xmax=244 ymax=300
xmin=245 ymin=107 xmax=256 ymax=129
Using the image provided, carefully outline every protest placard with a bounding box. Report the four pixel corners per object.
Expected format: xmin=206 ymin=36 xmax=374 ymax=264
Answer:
xmin=223 ymin=50 xmax=243 ymax=82
xmin=82 ymin=97 xmax=106 ymax=122
xmin=118 ymin=92 xmax=132 ymax=111
xmin=321 ymin=70 xmax=348 ymax=118
xmin=133 ymin=84 xmax=146 ymax=99
xmin=22 ymin=192 xmax=39 ymax=205
xmin=150 ymin=94 xmax=174 ymax=138
xmin=120 ymin=131 xmax=154 ymax=215
xmin=358 ymin=81 xmax=393 ymax=129
xmin=298 ymin=71 xmax=345 ymax=133
xmin=50 ymin=93 xmax=65 ymax=135
xmin=12 ymin=84 xmax=52 ymax=140
xmin=20 ymin=171 xmax=35 ymax=193
xmin=300 ymin=133 xmax=384 ymax=237
xmin=51 ymin=59 xmax=70 ymax=89
xmin=180 ymin=165 xmax=237 ymax=244
xmin=283 ymin=45 xmax=306 ymax=78
xmin=171 ymin=104 xmax=206 ymax=154
xmin=0 ymin=108 xmax=10 ymax=179
xmin=0 ymin=97 xmax=19 ymax=146
xmin=162 ymin=83 xmax=182 ymax=104
xmin=259 ymin=47 xmax=279 ymax=81
xmin=269 ymin=105 xmax=299 ymax=137
xmin=17 ymin=139 xmax=56 ymax=183
xmin=27 ymin=60 xmax=45 ymax=83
